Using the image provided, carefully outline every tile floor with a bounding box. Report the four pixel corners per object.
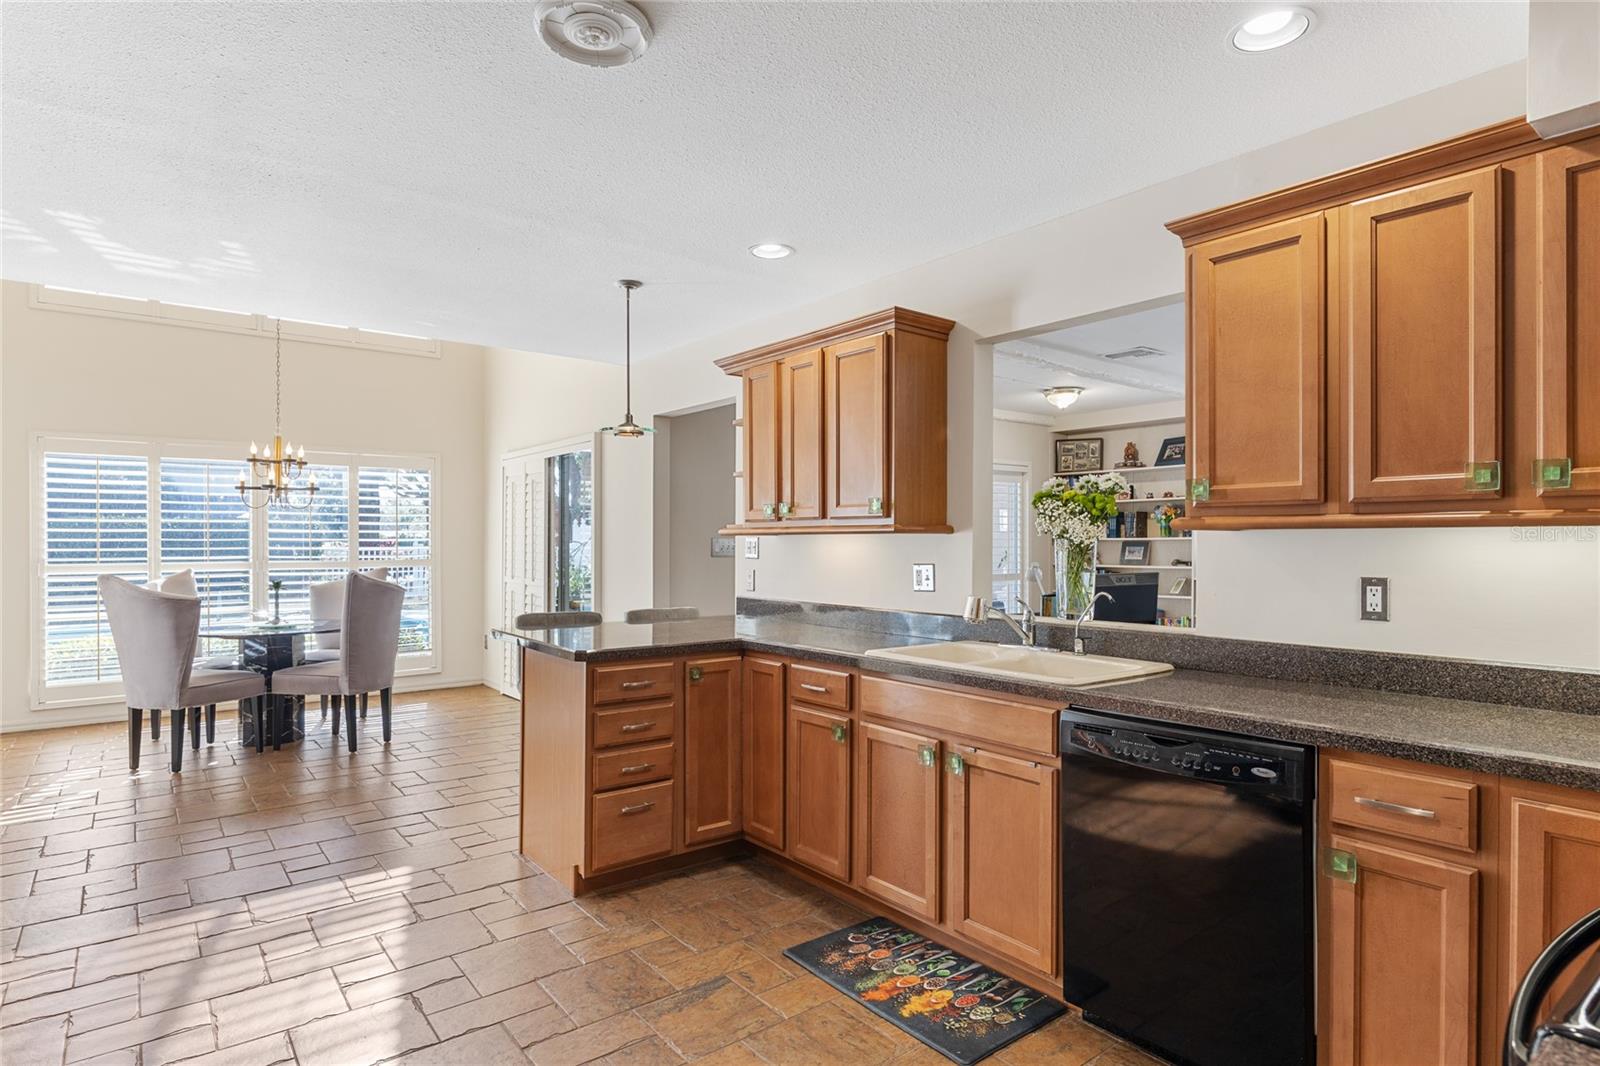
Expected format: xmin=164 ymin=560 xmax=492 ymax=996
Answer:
xmin=1 ymin=686 xmax=1161 ymax=1066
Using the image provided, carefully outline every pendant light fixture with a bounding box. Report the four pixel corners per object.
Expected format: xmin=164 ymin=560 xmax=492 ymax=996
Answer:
xmin=237 ymin=318 xmax=319 ymax=508
xmin=600 ymin=279 xmax=654 ymax=438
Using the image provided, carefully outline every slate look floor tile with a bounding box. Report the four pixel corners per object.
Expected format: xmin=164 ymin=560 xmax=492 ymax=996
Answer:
xmin=0 ymin=687 xmax=1163 ymax=1066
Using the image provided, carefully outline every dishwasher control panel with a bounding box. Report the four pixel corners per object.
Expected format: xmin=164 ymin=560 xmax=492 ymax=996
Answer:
xmin=1064 ymin=718 xmax=1302 ymax=792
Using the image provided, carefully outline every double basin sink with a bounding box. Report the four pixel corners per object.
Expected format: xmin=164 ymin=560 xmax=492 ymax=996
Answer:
xmin=864 ymin=640 xmax=1173 ymax=688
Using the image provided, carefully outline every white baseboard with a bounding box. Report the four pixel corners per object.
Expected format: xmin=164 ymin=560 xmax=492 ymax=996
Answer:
xmin=1 ymin=675 xmax=496 ymax=733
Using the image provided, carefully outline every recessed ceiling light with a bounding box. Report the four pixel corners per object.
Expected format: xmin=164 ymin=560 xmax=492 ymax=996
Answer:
xmin=749 ymin=243 xmax=794 ymax=259
xmin=1230 ymin=7 xmax=1312 ymax=52
xmin=1043 ymin=386 xmax=1084 ymax=410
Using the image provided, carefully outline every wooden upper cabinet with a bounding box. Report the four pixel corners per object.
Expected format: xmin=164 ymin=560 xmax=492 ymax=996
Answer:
xmin=716 ymin=308 xmax=954 ymax=533
xmin=741 ymin=656 xmax=785 ymax=851
xmin=825 ymin=333 xmax=890 ymax=519
xmin=945 ymin=746 xmax=1056 ymax=975
xmin=1189 ymin=213 xmax=1326 ymax=508
xmin=742 ymin=363 xmax=782 ymax=523
xmin=1325 ymin=834 xmax=1480 ymax=1066
xmin=855 ymin=722 xmax=940 ymax=922
xmin=786 ymin=702 xmax=852 ymax=881
xmin=682 ymin=656 xmax=742 ymax=847
xmin=1536 ymin=136 xmax=1600 ymax=501
xmin=1344 ymin=166 xmax=1502 ymax=505
xmin=779 ymin=349 xmax=824 ymax=520
xmin=1502 ymin=784 xmax=1600 ymax=1013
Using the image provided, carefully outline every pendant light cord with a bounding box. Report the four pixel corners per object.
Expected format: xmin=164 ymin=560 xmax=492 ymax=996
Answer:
xmin=624 ymin=283 xmax=633 ymax=420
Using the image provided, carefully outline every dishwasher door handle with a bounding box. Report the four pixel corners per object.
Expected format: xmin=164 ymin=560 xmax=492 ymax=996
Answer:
xmin=1354 ymin=796 xmax=1436 ymax=820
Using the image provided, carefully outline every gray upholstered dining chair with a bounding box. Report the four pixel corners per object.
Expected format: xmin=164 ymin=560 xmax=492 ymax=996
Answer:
xmin=99 ymin=575 xmax=267 ymax=773
xmin=306 ymin=567 xmax=388 ymax=718
xmin=624 ymin=607 xmax=700 ymax=623
xmin=515 ymin=610 xmax=603 ymax=629
xmin=268 ymin=572 xmax=404 ymax=752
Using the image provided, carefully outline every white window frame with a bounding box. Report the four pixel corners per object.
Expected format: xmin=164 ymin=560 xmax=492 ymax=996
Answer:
xmin=29 ymin=431 xmax=441 ymax=710
xmin=992 ymin=462 xmax=1030 ymax=615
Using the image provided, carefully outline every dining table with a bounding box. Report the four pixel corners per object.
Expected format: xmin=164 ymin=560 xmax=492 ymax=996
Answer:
xmin=200 ymin=618 xmax=339 ymax=747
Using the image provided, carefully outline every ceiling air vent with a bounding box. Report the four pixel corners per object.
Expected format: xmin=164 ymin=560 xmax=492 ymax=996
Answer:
xmin=534 ymin=0 xmax=653 ymax=67
xmin=1100 ymin=346 xmax=1168 ymax=361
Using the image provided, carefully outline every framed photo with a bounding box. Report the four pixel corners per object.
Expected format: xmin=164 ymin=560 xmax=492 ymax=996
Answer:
xmin=1055 ymin=436 xmax=1104 ymax=475
xmin=1154 ymin=435 xmax=1186 ymax=467
xmin=1168 ymin=576 xmax=1191 ymax=596
xmin=1119 ymin=540 xmax=1150 ymax=564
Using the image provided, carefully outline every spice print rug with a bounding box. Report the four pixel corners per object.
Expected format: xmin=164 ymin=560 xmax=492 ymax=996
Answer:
xmin=783 ymin=918 xmax=1066 ymax=1064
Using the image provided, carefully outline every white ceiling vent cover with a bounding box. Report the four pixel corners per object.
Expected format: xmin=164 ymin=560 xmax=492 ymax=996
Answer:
xmin=535 ymin=0 xmax=653 ymax=67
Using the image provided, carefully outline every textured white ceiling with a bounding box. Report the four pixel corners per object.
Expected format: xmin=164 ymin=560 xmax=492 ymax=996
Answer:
xmin=995 ymin=301 xmax=1187 ymax=417
xmin=2 ymin=2 xmax=1526 ymax=362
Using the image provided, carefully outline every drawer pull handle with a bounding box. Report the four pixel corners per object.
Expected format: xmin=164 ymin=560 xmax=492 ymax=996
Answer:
xmin=1354 ymin=796 xmax=1436 ymax=820
xmin=620 ymin=802 xmax=655 ymax=815
xmin=620 ymin=722 xmax=655 ymax=733
xmin=799 ymin=683 xmax=829 ymax=694
xmin=619 ymin=763 xmax=655 ymax=775
xmin=619 ymin=680 xmax=656 ymax=690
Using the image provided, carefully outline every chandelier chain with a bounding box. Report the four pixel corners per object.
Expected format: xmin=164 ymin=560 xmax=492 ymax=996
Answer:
xmin=274 ymin=319 xmax=282 ymax=435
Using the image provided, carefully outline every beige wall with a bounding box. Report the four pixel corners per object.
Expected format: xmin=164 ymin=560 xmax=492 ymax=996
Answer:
xmin=662 ymin=405 xmax=735 ymax=615
xmin=992 ymin=415 xmax=1058 ymax=609
xmin=0 ymin=280 xmax=488 ymax=730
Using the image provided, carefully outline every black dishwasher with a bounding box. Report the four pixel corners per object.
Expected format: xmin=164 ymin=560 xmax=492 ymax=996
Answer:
xmin=1060 ymin=708 xmax=1314 ymax=1066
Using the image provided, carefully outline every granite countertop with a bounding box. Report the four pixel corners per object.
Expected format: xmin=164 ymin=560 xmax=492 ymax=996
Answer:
xmin=494 ymin=615 xmax=1600 ymax=791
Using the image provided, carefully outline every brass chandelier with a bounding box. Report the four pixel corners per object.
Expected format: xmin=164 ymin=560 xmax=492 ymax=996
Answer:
xmin=238 ymin=319 xmax=318 ymax=509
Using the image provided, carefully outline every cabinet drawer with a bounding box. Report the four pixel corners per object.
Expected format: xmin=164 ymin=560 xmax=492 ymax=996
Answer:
xmin=589 ymin=781 xmax=674 ymax=872
xmin=593 ymin=701 xmax=674 ymax=750
xmin=789 ymin=664 xmax=851 ymax=711
xmin=1327 ymin=757 xmax=1478 ymax=852
xmin=593 ymin=661 xmax=677 ymax=705
xmin=593 ymin=742 xmax=674 ymax=792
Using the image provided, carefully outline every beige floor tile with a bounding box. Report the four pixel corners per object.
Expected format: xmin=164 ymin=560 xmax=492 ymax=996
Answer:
xmin=0 ymin=1014 xmax=71 ymax=1066
xmin=503 ymin=1002 xmax=575 ymax=1047
xmin=140 ymin=945 xmax=267 ymax=1014
xmin=187 ymin=866 xmax=290 ymax=905
xmin=15 ymin=906 xmax=138 ymax=957
xmin=754 ymin=973 xmax=841 ymax=1018
xmin=655 ymin=940 xmax=791 ymax=994
xmin=163 ymin=1032 xmax=292 ymax=1066
xmin=425 ymin=979 xmax=554 ymax=1041
xmin=0 ymin=975 xmax=139 ymax=1028
xmin=742 ymin=1001 xmax=901 ymax=1066
xmin=77 ymin=924 xmax=199 ymax=984
xmin=211 ymin=968 xmax=345 ymax=1049
xmin=386 ymin=1023 xmax=530 ymax=1065
xmin=589 ymin=1036 xmax=685 ymax=1065
xmin=454 ymin=929 xmax=578 ymax=995
xmin=140 ymin=1024 xmax=217 ymax=1066
xmin=525 ymin=1013 xmax=655 ymax=1066
xmin=691 ymin=1044 xmax=769 ymax=1066
xmin=635 ymin=976 xmax=782 ymax=1058
xmin=306 ymin=893 xmax=414 ymax=945
xmin=286 ymin=994 xmax=437 ymax=1064
xmin=412 ymin=976 xmax=481 ymax=1014
xmin=64 ymin=1001 xmax=211 ymax=1063
xmin=377 ymin=910 xmax=490 ymax=968
xmin=538 ymin=950 xmax=676 ymax=1026
xmin=997 ymin=1014 xmax=1118 ymax=1066
xmin=340 ymin=958 xmax=461 ymax=1009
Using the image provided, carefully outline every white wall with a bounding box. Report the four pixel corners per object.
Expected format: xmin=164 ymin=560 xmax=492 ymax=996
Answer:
xmin=0 ymin=280 xmax=489 ymax=731
xmin=663 ymin=404 xmax=735 ymax=615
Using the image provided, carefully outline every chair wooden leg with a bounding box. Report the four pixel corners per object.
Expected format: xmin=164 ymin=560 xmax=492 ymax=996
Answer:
xmin=320 ymin=695 xmax=328 ymax=719
xmin=254 ymin=697 xmax=266 ymax=754
xmin=129 ymin=708 xmax=142 ymax=770
xmin=171 ymin=708 xmax=186 ymax=773
xmin=330 ymin=695 xmax=341 ymax=737
xmin=190 ymin=707 xmax=201 ymax=751
xmin=380 ymin=688 xmax=392 ymax=743
xmin=206 ymin=705 xmax=216 ymax=743
xmin=360 ymin=692 xmax=368 ymax=719
xmin=151 ymin=708 xmax=161 ymax=741
xmin=344 ymin=697 xmax=358 ymax=753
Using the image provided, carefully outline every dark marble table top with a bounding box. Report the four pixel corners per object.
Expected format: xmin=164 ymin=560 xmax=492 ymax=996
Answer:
xmin=494 ymin=615 xmax=1600 ymax=791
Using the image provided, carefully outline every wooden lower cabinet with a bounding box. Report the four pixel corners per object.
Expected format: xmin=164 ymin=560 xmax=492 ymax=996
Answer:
xmin=741 ymin=657 xmax=786 ymax=850
xmin=854 ymin=722 xmax=941 ymax=921
xmin=683 ymin=656 xmax=742 ymax=847
xmin=945 ymin=745 xmax=1057 ymax=976
xmin=1502 ymin=781 xmax=1600 ymax=1011
xmin=1324 ymin=834 xmax=1480 ymax=1066
xmin=786 ymin=702 xmax=852 ymax=880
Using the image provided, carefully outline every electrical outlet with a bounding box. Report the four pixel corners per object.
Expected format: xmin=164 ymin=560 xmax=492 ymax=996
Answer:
xmin=911 ymin=563 xmax=935 ymax=592
xmin=745 ymin=569 xmax=756 ymax=592
xmin=743 ymin=537 xmax=760 ymax=559
xmin=1360 ymin=576 xmax=1389 ymax=621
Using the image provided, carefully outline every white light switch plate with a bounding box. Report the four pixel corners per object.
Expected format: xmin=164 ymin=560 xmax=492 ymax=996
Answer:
xmin=745 ymin=569 xmax=756 ymax=592
xmin=912 ymin=563 xmax=935 ymax=592
xmin=743 ymin=537 xmax=760 ymax=559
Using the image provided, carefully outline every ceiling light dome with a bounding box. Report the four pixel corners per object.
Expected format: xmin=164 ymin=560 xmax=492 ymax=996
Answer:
xmin=1043 ymin=386 xmax=1084 ymax=410
xmin=749 ymin=243 xmax=794 ymax=260
xmin=535 ymin=0 xmax=653 ymax=67
xmin=1231 ymin=7 xmax=1312 ymax=52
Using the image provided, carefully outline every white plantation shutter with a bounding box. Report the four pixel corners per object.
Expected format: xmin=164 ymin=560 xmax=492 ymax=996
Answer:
xmin=992 ymin=465 xmax=1027 ymax=613
xmin=266 ymin=464 xmax=349 ymax=562
xmin=357 ymin=466 xmax=433 ymax=654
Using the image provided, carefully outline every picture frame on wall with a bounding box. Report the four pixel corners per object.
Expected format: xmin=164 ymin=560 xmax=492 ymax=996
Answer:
xmin=1154 ymin=435 xmax=1187 ymax=466
xmin=1119 ymin=541 xmax=1150 ymax=564
xmin=1055 ymin=437 xmax=1104 ymax=475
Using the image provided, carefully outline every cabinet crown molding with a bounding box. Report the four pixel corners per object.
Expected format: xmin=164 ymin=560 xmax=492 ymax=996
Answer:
xmin=714 ymin=306 xmax=956 ymax=375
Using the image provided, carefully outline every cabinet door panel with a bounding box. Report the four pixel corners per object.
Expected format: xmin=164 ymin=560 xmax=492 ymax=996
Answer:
xmin=1537 ymin=136 xmax=1600 ymax=500
xmin=1325 ymin=835 xmax=1478 ymax=1066
xmin=855 ymin=723 xmax=940 ymax=922
xmin=1191 ymin=213 xmax=1325 ymax=506
xmin=786 ymin=704 xmax=851 ymax=881
xmin=743 ymin=363 xmax=782 ymax=522
xmin=1347 ymin=167 xmax=1501 ymax=503
xmin=741 ymin=657 xmax=785 ymax=850
xmin=1503 ymin=790 xmax=1600 ymax=1012
xmin=945 ymin=746 xmax=1055 ymax=974
xmin=683 ymin=657 xmax=742 ymax=847
xmin=825 ymin=334 xmax=889 ymax=519
xmin=780 ymin=349 xmax=824 ymax=520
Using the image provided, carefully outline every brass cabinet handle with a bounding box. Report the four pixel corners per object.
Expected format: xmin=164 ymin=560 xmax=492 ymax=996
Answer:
xmin=619 ymin=763 xmax=654 ymax=775
xmin=619 ymin=680 xmax=655 ymax=690
xmin=620 ymin=802 xmax=655 ymax=815
xmin=620 ymin=722 xmax=655 ymax=733
xmin=1354 ymin=796 xmax=1436 ymax=820
xmin=799 ymin=683 xmax=829 ymax=694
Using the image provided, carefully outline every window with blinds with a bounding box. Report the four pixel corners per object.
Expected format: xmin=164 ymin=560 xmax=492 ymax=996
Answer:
xmin=34 ymin=440 xmax=439 ymax=707
xmin=992 ymin=465 xmax=1028 ymax=614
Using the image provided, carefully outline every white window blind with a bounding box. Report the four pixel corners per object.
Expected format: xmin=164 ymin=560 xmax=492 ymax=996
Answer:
xmin=357 ymin=466 xmax=433 ymax=653
xmin=992 ymin=465 xmax=1027 ymax=614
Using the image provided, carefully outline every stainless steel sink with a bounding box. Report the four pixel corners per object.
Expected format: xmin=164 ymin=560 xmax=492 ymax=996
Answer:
xmin=864 ymin=641 xmax=1173 ymax=687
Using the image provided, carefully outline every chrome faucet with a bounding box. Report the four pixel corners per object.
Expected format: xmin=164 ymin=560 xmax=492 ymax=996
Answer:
xmin=1072 ymin=591 xmax=1115 ymax=654
xmin=963 ymin=595 xmax=1039 ymax=648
